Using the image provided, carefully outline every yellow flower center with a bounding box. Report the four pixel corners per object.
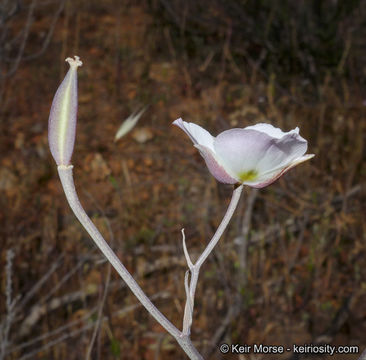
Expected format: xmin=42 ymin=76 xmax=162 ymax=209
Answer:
xmin=238 ymin=169 xmax=258 ymax=182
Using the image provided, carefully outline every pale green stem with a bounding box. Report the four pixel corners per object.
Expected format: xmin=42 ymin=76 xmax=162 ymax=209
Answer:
xmin=182 ymin=184 xmax=244 ymax=335
xmin=58 ymin=165 xmax=203 ymax=360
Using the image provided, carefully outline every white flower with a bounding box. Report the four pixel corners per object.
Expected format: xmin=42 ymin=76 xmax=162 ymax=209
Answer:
xmin=173 ymin=118 xmax=314 ymax=188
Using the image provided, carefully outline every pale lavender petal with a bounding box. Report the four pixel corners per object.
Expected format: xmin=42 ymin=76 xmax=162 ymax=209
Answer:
xmin=48 ymin=56 xmax=82 ymax=166
xmin=255 ymin=132 xmax=307 ymax=173
xmin=244 ymin=123 xmax=299 ymax=138
xmin=244 ymin=154 xmax=315 ymax=188
xmin=173 ymin=118 xmax=214 ymax=150
xmin=194 ymin=144 xmax=237 ymax=184
xmin=214 ymin=128 xmax=308 ymax=179
xmin=214 ymin=129 xmax=273 ymax=176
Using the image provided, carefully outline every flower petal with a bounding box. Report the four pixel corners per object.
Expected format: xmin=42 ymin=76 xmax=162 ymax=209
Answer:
xmin=254 ymin=132 xmax=308 ymax=173
xmin=194 ymin=144 xmax=237 ymax=184
xmin=214 ymin=128 xmax=308 ymax=180
xmin=173 ymin=118 xmax=214 ymax=150
xmin=244 ymin=123 xmax=299 ymax=139
xmin=214 ymin=129 xmax=274 ymax=176
xmin=244 ymin=154 xmax=315 ymax=188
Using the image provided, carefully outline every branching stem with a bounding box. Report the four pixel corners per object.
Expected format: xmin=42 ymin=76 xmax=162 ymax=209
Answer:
xmin=182 ymin=184 xmax=243 ymax=335
xmin=58 ymin=165 xmax=203 ymax=360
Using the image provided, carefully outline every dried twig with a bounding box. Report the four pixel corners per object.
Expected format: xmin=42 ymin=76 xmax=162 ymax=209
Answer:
xmin=15 ymin=254 xmax=64 ymax=313
xmin=23 ymin=0 xmax=66 ymax=61
xmin=0 ymin=0 xmax=36 ymax=79
xmin=11 ymin=292 xmax=171 ymax=360
xmin=0 ymin=249 xmax=19 ymax=360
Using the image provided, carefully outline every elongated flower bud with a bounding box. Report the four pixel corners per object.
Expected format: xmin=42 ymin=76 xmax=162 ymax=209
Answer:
xmin=48 ymin=56 xmax=82 ymax=166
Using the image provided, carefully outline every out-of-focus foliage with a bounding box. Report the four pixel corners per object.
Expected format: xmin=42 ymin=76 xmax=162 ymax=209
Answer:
xmin=153 ymin=0 xmax=365 ymax=81
xmin=0 ymin=0 xmax=65 ymax=80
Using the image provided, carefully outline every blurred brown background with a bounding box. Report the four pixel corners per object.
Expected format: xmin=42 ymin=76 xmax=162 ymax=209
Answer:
xmin=0 ymin=0 xmax=365 ymax=359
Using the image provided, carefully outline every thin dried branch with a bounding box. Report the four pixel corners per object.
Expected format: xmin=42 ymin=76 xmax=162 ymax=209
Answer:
xmin=22 ymin=0 xmax=66 ymax=61
xmin=11 ymin=292 xmax=172 ymax=360
xmin=0 ymin=0 xmax=66 ymax=79
xmin=0 ymin=249 xmax=18 ymax=360
xmin=15 ymin=254 xmax=64 ymax=313
xmin=0 ymin=0 xmax=36 ymax=79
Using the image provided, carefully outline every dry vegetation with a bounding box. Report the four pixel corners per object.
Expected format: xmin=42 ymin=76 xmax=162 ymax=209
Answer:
xmin=0 ymin=0 xmax=365 ymax=359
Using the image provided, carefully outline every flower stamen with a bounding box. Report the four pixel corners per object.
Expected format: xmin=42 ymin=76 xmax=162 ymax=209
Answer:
xmin=238 ymin=169 xmax=258 ymax=182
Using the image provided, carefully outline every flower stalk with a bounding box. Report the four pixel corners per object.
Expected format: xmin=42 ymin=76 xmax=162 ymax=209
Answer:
xmin=57 ymin=164 xmax=202 ymax=359
xmin=181 ymin=184 xmax=243 ymax=335
xmin=49 ymin=56 xmax=207 ymax=359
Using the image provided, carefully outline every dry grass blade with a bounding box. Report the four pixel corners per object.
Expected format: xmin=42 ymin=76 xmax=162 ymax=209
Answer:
xmin=114 ymin=106 xmax=148 ymax=142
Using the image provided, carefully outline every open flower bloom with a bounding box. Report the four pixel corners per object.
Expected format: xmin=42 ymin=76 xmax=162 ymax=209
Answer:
xmin=173 ymin=118 xmax=314 ymax=188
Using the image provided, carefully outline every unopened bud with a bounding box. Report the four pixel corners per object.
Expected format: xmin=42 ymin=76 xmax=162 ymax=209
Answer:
xmin=48 ymin=56 xmax=82 ymax=166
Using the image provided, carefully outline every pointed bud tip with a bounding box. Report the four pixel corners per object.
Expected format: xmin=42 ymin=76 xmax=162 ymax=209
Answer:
xmin=65 ymin=56 xmax=83 ymax=69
